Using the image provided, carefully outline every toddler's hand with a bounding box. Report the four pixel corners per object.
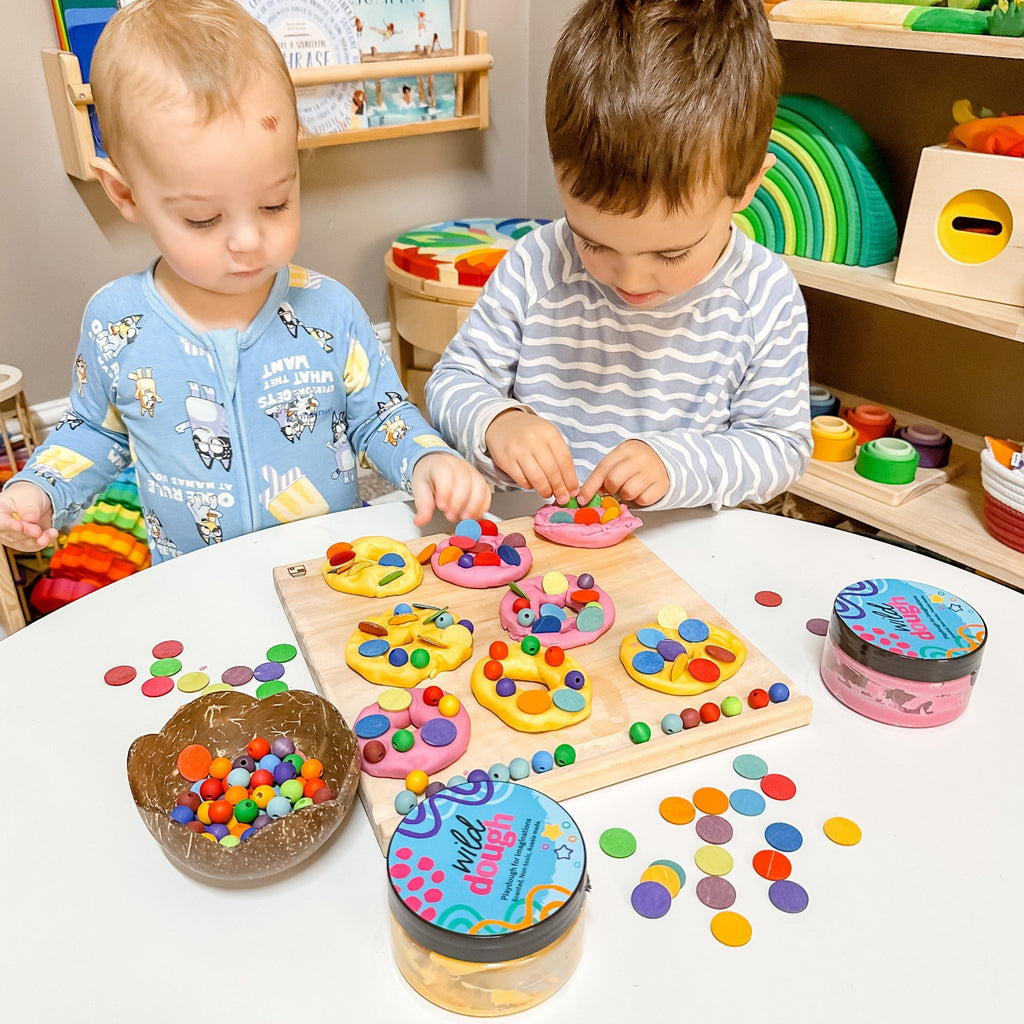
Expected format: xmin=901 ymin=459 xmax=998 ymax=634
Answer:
xmin=0 ymin=482 xmax=58 ymax=551
xmin=578 ymin=440 xmax=669 ymax=508
xmin=485 ymin=410 xmax=579 ymax=504
xmin=411 ymin=453 xmax=492 ymax=527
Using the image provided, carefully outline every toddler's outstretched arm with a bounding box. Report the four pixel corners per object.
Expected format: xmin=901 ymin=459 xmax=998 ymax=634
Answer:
xmin=410 ymin=452 xmax=492 ymax=527
xmin=0 ymin=481 xmax=59 ymax=551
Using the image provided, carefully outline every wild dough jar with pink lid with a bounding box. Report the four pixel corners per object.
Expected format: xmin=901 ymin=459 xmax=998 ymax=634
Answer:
xmin=386 ymin=778 xmax=588 ymax=1016
xmin=820 ymin=578 xmax=987 ymax=727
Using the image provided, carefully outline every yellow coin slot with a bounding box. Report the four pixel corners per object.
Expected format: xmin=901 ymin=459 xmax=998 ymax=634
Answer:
xmin=937 ymin=189 xmax=1012 ymax=264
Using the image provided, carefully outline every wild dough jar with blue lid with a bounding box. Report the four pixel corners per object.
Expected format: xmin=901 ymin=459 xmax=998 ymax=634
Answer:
xmin=820 ymin=578 xmax=987 ymax=727
xmin=387 ymin=778 xmax=588 ymax=1016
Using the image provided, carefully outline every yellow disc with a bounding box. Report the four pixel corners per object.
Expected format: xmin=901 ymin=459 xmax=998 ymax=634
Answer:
xmin=657 ymin=604 xmax=688 ymax=630
xmin=694 ymin=845 xmax=733 ymax=876
xmin=659 ymin=796 xmax=696 ymax=825
xmin=693 ymin=786 xmax=729 ymax=815
xmin=542 ymin=570 xmax=569 ymax=595
xmin=405 ymin=770 xmax=429 ymax=795
xmin=379 ymin=687 xmax=413 ymax=712
xmin=438 ymin=694 xmax=461 ymax=717
xmin=823 ymin=816 xmax=862 ymax=846
xmin=710 ymin=911 xmax=752 ymax=947
xmin=200 ymin=682 xmax=233 ymax=695
xmin=177 ymin=671 xmax=211 ymax=693
xmin=641 ymin=864 xmax=681 ymax=898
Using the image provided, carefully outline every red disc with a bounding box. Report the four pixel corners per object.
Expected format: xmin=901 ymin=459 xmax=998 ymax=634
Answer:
xmin=689 ymin=658 xmax=721 ymax=683
xmin=141 ymin=676 xmax=174 ymax=698
xmin=474 ymin=552 xmax=501 ymax=566
xmin=104 ymin=665 xmax=137 ymax=687
xmin=754 ymin=590 xmax=783 ymax=607
xmin=760 ymin=773 xmax=797 ymax=800
xmin=479 ymin=519 xmax=499 ymax=536
xmin=704 ymin=644 xmax=736 ymax=663
xmin=752 ymin=849 xmax=792 ymax=881
xmin=151 ymin=640 xmax=184 ymax=659
xmin=574 ymin=507 xmax=601 ymax=525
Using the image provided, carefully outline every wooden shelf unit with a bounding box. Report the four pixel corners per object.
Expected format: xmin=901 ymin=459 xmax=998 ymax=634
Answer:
xmin=764 ymin=18 xmax=1024 ymax=586
xmin=784 ymin=257 xmax=1024 ymax=344
xmin=41 ymin=30 xmax=491 ymax=181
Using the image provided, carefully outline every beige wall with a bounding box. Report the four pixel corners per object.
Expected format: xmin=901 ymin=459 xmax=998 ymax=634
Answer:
xmin=3 ymin=1 xmax=569 ymax=407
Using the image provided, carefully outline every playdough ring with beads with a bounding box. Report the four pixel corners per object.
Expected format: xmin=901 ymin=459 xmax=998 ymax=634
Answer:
xmin=471 ymin=641 xmax=593 ymax=733
xmin=497 ymin=571 xmax=614 ymax=649
xmin=430 ymin=519 xmax=533 ymax=589
xmin=619 ymin=610 xmax=747 ymax=696
xmin=321 ymin=536 xmax=423 ymax=597
xmin=534 ymin=496 xmax=643 ymax=548
xmin=344 ymin=602 xmax=475 ymax=687
xmin=354 ymin=686 xmax=471 ymax=779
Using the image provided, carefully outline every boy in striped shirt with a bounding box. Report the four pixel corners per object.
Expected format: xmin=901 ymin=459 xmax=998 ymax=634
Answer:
xmin=426 ymin=0 xmax=811 ymax=511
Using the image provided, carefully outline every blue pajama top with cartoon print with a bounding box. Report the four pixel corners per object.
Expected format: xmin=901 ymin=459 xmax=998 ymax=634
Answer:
xmin=12 ymin=262 xmax=458 ymax=562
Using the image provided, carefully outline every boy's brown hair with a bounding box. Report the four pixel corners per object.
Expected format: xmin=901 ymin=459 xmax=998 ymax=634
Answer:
xmin=546 ymin=0 xmax=782 ymax=213
xmin=90 ymin=0 xmax=296 ymax=167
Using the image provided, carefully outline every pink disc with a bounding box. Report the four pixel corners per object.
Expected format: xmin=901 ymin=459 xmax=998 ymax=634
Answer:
xmin=221 ymin=665 xmax=254 ymax=686
xmin=141 ymin=676 xmax=174 ymax=697
xmin=152 ymin=640 xmax=184 ymax=659
xmin=104 ymin=665 xmax=137 ymax=687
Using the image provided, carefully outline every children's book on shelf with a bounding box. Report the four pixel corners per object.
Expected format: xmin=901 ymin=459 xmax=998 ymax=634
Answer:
xmin=241 ymin=0 xmax=361 ymax=135
xmin=352 ymin=0 xmax=457 ymax=128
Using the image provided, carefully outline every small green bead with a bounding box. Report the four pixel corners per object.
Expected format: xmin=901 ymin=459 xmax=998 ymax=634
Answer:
xmin=721 ymin=696 xmax=743 ymax=718
xmin=521 ymin=636 xmax=541 ymax=656
xmin=283 ymin=753 xmax=304 ymax=772
xmin=410 ymin=648 xmax=430 ymax=669
xmin=554 ymin=743 xmax=576 ymax=766
xmin=292 ymin=797 xmax=313 ymax=810
xmin=392 ymin=729 xmax=415 ymax=752
xmin=628 ymin=721 xmax=652 ymax=744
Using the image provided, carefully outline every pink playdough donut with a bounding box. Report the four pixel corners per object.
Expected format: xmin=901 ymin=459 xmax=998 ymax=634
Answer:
xmin=498 ymin=572 xmax=615 ymax=649
xmin=430 ymin=520 xmax=533 ymax=589
xmin=354 ymin=687 xmax=471 ymax=780
xmin=534 ymin=499 xmax=642 ymax=548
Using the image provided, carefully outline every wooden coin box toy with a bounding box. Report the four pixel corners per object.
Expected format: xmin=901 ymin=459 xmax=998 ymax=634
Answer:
xmin=895 ymin=144 xmax=1024 ymax=307
xmin=274 ymin=517 xmax=813 ymax=851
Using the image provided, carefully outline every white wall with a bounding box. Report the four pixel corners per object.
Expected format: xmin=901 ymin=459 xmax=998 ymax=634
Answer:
xmin=3 ymin=0 xmax=578 ymax=408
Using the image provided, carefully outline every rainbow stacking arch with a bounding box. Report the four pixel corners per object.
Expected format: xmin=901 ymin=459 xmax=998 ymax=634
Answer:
xmin=734 ymin=95 xmax=898 ymax=268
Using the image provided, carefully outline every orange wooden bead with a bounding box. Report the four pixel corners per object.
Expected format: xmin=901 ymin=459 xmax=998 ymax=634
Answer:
xmin=300 ymin=757 xmax=324 ymax=780
xmin=303 ymin=777 xmax=326 ymax=798
xmin=208 ymin=756 xmax=232 ymax=780
xmin=223 ymin=785 xmax=249 ymax=806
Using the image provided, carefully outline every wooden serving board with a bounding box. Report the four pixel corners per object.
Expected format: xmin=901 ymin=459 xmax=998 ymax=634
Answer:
xmin=273 ymin=516 xmax=812 ymax=852
xmin=803 ymin=448 xmax=966 ymax=507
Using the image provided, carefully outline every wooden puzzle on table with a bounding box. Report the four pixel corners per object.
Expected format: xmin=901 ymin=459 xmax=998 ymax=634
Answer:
xmin=273 ymin=516 xmax=812 ymax=851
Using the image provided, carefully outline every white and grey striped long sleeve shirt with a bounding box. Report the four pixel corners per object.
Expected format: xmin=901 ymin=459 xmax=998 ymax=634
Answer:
xmin=425 ymin=219 xmax=811 ymax=510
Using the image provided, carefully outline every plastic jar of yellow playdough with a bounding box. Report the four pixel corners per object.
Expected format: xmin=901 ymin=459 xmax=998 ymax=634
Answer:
xmin=387 ymin=779 xmax=588 ymax=1016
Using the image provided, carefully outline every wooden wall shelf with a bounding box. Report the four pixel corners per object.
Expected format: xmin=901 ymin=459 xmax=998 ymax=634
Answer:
xmin=41 ymin=30 xmax=491 ymax=181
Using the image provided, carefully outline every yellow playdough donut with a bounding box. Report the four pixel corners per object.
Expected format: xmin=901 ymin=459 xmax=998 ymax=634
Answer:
xmin=321 ymin=536 xmax=423 ymax=597
xmin=619 ymin=606 xmax=747 ymax=696
xmin=471 ymin=640 xmax=592 ymax=733
xmin=345 ymin=603 xmax=474 ymax=687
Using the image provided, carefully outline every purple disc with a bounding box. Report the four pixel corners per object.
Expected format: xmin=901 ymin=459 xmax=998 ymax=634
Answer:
xmin=420 ymin=718 xmax=458 ymax=747
xmin=695 ymin=814 xmax=734 ymax=845
xmin=805 ymin=617 xmax=829 ymax=636
xmin=769 ymin=879 xmax=809 ymax=914
xmin=253 ymin=661 xmax=285 ymax=682
xmin=630 ymin=880 xmax=672 ymax=919
xmin=696 ymin=875 xmax=736 ymax=910
xmin=221 ymin=665 xmax=254 ymax=686
xmin=656 ymin=639 xmax=686 ymax=661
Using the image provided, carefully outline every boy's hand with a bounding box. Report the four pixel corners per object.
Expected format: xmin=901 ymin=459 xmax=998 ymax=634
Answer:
xmin=0 ymin=482 xmax=59 ymax=551
xmin=410 ymin=453 xmax=492 ymax=527
xmin=485 ymin=410 xmax=579 ymax=505
xmin=578 ymin=440 xmax=669 ymax=508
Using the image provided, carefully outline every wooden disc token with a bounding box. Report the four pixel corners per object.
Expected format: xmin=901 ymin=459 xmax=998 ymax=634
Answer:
xmin=693 ymin=786 xmax=729 ymax=815
xmin=704 ymin=644 xmax=736 ymax=663
xmin=659 ymin=796 xmax=696 ymax=825
xmin=760 ymin=773 xmax=797 ymax=801
xmin=823 ymin=816 xmax=862 ymax=846
xmin=752 ymin=848 xmax=792 ymax=881
xmin=688 ymin=658 xmax=720 ymax=683
xmin=104 ymin=665 xmax=137 ymax=687
xmin=710 ymin=911 xmax=752 ymax=947
xmin=754 ymin=590 xmax=783 ymax=607
xmin=516 ymin=689 xmax=553 ymax=716
xmin=641 ymin=864 xmax=681 ymax=898
xmin=176 ymin=743 xmax=213 ymax=781
xmin=151 ymin=640 xmax=184 ymax=659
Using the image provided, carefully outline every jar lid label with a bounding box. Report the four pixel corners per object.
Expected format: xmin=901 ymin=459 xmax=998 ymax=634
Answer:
xmin=388 ymin=780 xmax=586 ymax=936
xmin=832 ymin=579 xmax=985 ymax=664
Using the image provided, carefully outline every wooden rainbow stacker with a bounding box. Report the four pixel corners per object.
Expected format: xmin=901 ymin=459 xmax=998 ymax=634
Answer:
xmin=274 ymin=516 xmax=812 ymax=852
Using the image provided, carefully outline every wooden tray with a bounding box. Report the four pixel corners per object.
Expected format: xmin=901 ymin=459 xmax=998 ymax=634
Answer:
xmin=273 ymin=516 xmax=812 ymax=852
xmin=803 ymin=447 xmax=967 ymax=507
